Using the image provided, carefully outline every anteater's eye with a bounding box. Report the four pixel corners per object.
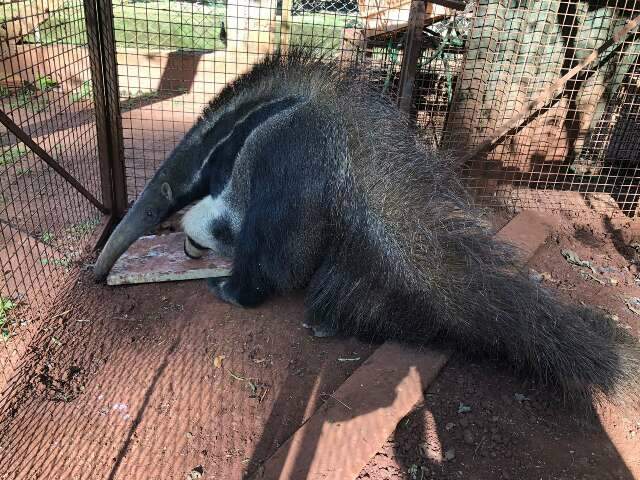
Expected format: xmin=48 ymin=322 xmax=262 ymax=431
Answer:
xmin=211 ymin=220 xmax=233 ymax=245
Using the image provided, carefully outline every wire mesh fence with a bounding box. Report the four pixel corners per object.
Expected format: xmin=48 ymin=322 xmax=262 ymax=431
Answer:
xmin=1 ymin=0 xmax=639 ymax=399
xmin=108 ymin=0 xmax=639 ymax=215
xmin=0 ymin=0 xmax=106 ymax=392
xmin=444 ymin=0 xmax=640 ymax=216
xmin=0 ymin=0 xmax=639 ymax=372
xmin=0 ymin=0 xmax=639 ymax=478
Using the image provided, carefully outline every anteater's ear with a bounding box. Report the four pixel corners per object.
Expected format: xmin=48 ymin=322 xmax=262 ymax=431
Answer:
xmin=161 ymin=182 xmax=173 ymax=202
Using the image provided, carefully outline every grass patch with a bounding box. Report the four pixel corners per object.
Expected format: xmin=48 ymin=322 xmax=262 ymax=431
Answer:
xmin=288 ymin=13 xmax=356 ymax=51
xmin=5 ymin=88 xmax=50 ymax=113
xmin=16 ymin=167 xmax=33 ymax=176
xmin=24 ymin=0 xmax=225 ymax=50
xmin=0 ymin=297 xmax=16 ymax=342
xmin=0 ymin=2 xmax=30 ymax=23
xmin=40 ymin=231 xmax=55 ymax=244
xmin=121 ymin=89 xmax=160 ymax=109
xmin=66 ymin=216 xmax=101 ymax=239
xmin=15 ymin=95 xmax=49 ymax=113
xmin=0 ymin=144 xmax=28 ymax=166
xmin=120 ymin=86 xmax=188 ymax=109
xmin=2 ymin=80 xmax=52 ymax=113
xmin=40 ymin=256 xmax=73 ymax=269
xmin=21 ymin=1 xmax=352 ymax=52
xmin=35 ymin=75 xmax=59 ymax=91
xmin=112 ymin=1 xmax=225 ymax=50
xmin=69 ymin=80 xmax=93 ymax=103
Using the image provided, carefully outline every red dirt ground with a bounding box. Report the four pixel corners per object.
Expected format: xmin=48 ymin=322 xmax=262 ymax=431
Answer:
xmin=0 ymin=203 xmax=638 ymax=480
xmin=0 ymin=268 xmax=380 ymax=479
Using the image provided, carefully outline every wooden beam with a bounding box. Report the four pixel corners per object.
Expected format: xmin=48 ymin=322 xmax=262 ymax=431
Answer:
xmin=0 ymin=109 xmax=109 ymax=214
xmin=249 ymin=344 xmax=450 ymax=480
xmin=397 ymin=0 xmax=425 ymax=113
xmin=363 ymin=13 xmax=448 ymax=41
xmin=280 ymin=0 xmax=292 ymax=54
xmin=105 ymin=233 xmax=232 ymax=286
xmin=428 ymin=0 xmax=466 ymax=10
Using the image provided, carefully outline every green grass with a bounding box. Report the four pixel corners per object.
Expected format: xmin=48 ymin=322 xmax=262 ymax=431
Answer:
xmin=69 ymin=80 xmax=93 ymax=103
xmin=66 ymin=216 xmax=101 ymax=239
xmin=0 ymin=78 xmax=52 ymax=113
xmin=18 ymin=1 xmax=353 ymax=52
xmin=40 ymin=231 xmax=55 ymax=244
xmin=288 ymin=13 xmax=356 ymax=51
xmin=0 ymin=2 xmax=27 ymax=23
xmin=24 ymin=0 xmax=226 ymax=50
xmin=0 ymin=297 xmax=16 ymax=342
xmin=40 ymin=256 xmax=73 ymax=268
xmin=35 ymin=75 xmax=59 ymax=91
xmin=112 ymin=1 xmax=225 ymax=50
xmin=0 ymin=144 xmax=28 ymax=166
xmin=121 ymin=89 xmax=160 ymax=109
xmin=5 ymin=89 xmax=50 ymax=113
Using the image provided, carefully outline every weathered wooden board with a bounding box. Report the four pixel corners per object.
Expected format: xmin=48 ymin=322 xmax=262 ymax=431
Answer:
xmin=106 ymin=232 xmax=232 ymax=286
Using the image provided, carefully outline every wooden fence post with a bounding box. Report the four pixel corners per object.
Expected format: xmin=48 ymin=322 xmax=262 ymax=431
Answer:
xmin=397 ymin=0 xmax=425 ymax=114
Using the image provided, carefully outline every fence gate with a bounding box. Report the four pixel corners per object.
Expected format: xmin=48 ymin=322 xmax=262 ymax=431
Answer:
xmin=0 ymin=0 xmax=128 ymax=392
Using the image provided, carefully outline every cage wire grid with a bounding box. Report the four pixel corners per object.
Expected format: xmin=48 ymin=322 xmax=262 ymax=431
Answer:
xmin=0 ymin=0 xmax=639 ymax=477
xmin=0 ymin=0 xmax=639 ymax=458
xmin=1 ymin=0 xmax=104 ymax=391
xmin=110 ymin=0 xmax=640 ymax=215
xmin=444 ymin=0 xmax=640 ymax=215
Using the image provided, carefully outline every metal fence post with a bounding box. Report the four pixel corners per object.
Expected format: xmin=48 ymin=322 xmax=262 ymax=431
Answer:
xmin=84 ymin=0 xmax=128 ymax=232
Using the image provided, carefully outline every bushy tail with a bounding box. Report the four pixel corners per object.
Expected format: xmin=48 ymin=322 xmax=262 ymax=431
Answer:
xmin=310 ymin=222 xmax=640 ymax=409
xmin=428 ymin=228 xmax=640 ymax=409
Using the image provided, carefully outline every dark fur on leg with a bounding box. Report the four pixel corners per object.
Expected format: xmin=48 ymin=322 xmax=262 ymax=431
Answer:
xmin=207 ymin=276 xmax=270 ymax=308
xmin=302 ymin=310 xmax=339 ymax=338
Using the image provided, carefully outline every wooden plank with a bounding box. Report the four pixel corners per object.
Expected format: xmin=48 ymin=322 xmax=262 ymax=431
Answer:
xmin=106 ymin=233 xmax=232 ymax=286
xmin=279 ymin=0 xmax=292 ymax=54
xmin=495 ymin=210 xmax=558 ymax=259
xmin=362 ymin=13 xmax=448 ymax=41
xmin=429 ymin=0 xmax=465 ymax=10
xmin=249 ymin=343 xmax=450 ymax=480
xmin=397 ymin=0 xmax=425 ymax=113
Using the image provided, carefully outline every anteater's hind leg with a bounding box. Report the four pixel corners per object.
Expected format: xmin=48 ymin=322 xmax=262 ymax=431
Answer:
xmin=302 ymin=310 xmax=339 ymax=338
xmin=302 ymin=257 xmax=344 ymax=338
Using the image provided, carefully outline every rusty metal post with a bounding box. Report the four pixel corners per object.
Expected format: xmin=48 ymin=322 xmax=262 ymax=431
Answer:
xmin=84 ymin=0 xmax=128 ymax=230
xmin=397 ymin=0 xmax=425 ymax=115
xmin=0 ymin=110 xmax=109 ymax=214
